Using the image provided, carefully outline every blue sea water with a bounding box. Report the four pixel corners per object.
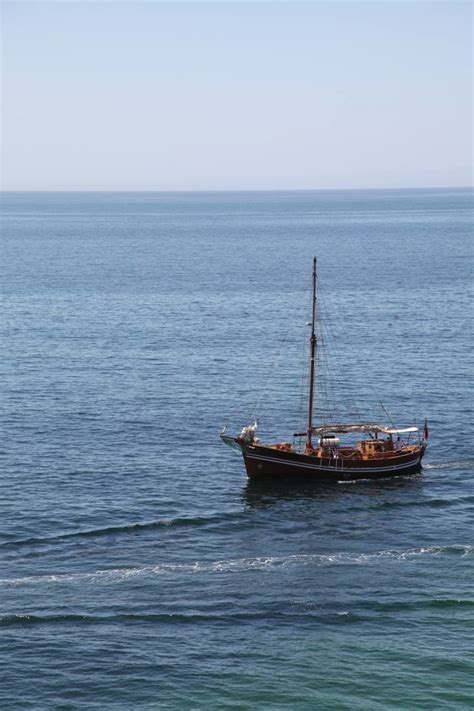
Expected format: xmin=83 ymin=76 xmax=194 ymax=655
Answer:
xmin=1 ymin=189 xmax=473 ymax=709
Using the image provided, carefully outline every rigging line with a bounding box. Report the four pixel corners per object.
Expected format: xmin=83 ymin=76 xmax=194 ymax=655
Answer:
xmin=317 ymin=321 xmax=337 ymax=394
xmin=380 ymin=402 xmax=397 ymax=430
xmin=314 ymin=301 xmax=339 ymax=422
xmin=227 ymin=311 xmax=301 ymax=428
xmin=315 ymin=291 xmax=333 ymax=423
xmin=308 ymin=281 xmax=333 ymax=425
xmin=315 ymin=330 xmax=335 ymax=423
xmin=320 ymin=288 xmax=396 ymax=423
xmin=320 ymin=355 xmax=344 ymax=421
xmin=251 ymin=267 xmax=314 ymax=427
xmin=317 ymin=310 xmax=361 ymax=421
xmin=320 ymin=361 xmax=336 ymax=421
xmin=315 ymin=283 xmax=344 ymax=424
xmin=316 ymin=283 xmax=363 ymax=420
xmin=248 ymin=311 xmax=296 ymax=422
xmin=298 ymin=318 xmax=310 ymax=428
xmin=317 ymin=284 xmax=369 ymax=415
xmin=297 ymin=268 xmax=318 ymax=429
xmin=317 ymin=279 xmax=398 ymax=427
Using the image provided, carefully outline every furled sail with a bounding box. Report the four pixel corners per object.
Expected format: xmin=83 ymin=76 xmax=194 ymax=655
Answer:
xmin=307 ymin=423 xmax=419 ymax=436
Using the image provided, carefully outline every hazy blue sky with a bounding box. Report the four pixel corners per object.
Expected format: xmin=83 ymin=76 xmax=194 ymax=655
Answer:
xmin=1 ymin=1 xmax=472 ymax=190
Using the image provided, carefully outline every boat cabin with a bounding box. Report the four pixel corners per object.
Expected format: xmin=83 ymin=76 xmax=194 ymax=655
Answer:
xmin=357 ymin=439 xmax=393 ymax=455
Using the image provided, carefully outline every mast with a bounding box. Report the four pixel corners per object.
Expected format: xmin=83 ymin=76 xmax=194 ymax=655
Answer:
xmin=306 ymin=257 xmax=317 ymax=450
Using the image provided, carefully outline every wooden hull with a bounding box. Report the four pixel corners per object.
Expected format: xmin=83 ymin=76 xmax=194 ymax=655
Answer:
xmin=223 ymin=437 xmax=425 ymax=481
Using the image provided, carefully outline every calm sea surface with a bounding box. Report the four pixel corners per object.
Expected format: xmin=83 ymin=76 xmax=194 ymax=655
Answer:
xmin=1 ymin=189 xmax=473 ymax=709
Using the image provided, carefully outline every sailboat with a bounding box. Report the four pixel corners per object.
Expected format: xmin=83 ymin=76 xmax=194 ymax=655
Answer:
xmin=221 ymin=258 xmax=428 ymax=481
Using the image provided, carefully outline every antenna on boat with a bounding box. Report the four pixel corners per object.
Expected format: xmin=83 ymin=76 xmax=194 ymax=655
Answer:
xmin=380 ymin=402 xmax=396 ymax=431
xmin=306 ymin=257 xmax=317 ymax=451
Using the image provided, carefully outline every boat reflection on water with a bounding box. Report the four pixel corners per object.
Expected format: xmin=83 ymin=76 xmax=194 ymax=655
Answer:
xmin=241 ymin=472 xmax=424 ymax=510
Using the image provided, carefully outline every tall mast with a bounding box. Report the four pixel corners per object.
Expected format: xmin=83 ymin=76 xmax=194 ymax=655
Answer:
xmin=306 ymin=257 xmax=317 ymax=450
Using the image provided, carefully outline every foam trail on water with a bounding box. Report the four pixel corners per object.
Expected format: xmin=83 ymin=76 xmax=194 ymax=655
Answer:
xmin=1 ymin=545 xmax=471 ymax=587
xmin=424 ymin=460 xmax=474 ymax=470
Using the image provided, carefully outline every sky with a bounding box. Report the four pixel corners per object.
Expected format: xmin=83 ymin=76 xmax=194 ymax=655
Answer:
xmin=1 ymin=1 xmax=472 ymax=191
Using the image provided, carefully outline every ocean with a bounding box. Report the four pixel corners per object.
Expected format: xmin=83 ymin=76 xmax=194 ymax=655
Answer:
xmin=1 ymin=189 xmax=473 ymax=709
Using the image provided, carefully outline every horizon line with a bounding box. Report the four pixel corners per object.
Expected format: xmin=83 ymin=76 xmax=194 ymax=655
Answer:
xmin=1 ymin=185 xmax=472 ymax=194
